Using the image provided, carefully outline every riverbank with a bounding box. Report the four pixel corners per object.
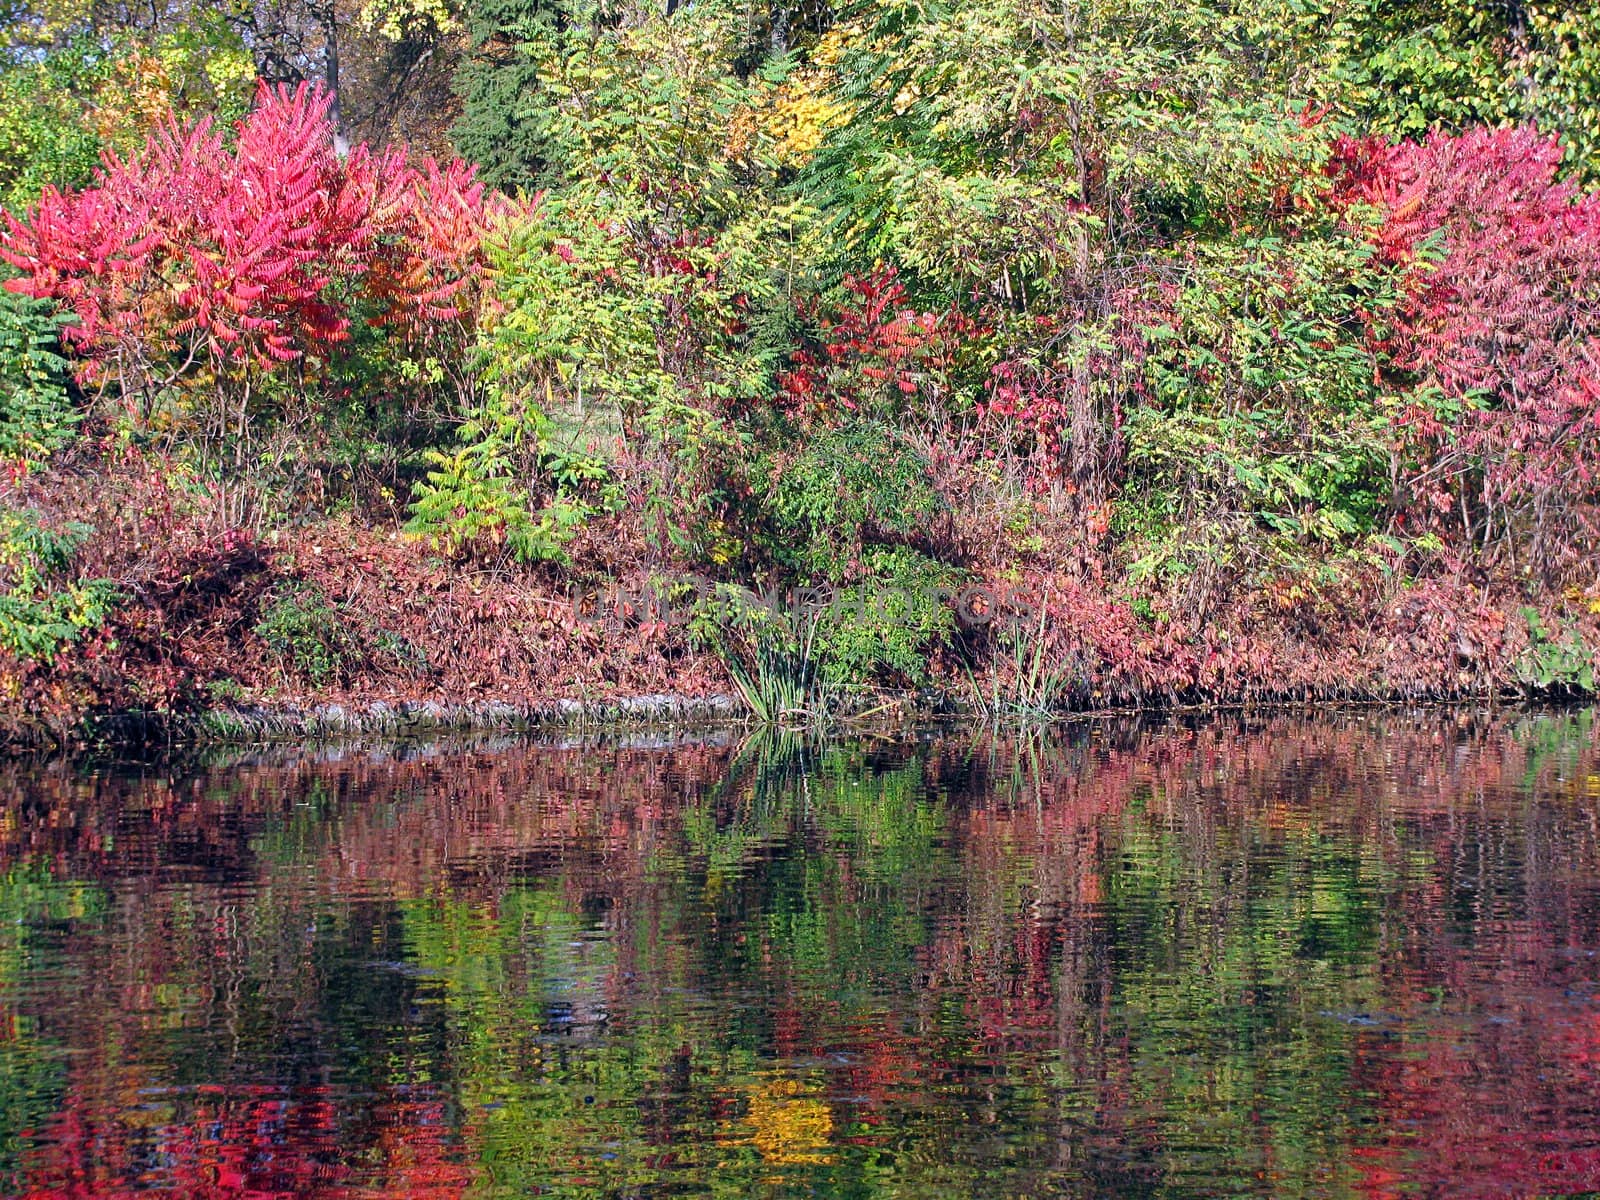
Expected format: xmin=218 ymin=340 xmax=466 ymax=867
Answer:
xmin=7 ymin=1 xmax=1600 ymax=757
xmin=7 ymin=462 xmax=1600 ymax=753
xmin=12 ymin=602 xmax=1594 ymax=754
xmin=58 ymin=689 xmax=1585 ymax=758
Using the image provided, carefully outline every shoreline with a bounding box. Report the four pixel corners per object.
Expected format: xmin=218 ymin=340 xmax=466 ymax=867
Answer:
xmin=14 ymin=681 xmax=1579 ymax=756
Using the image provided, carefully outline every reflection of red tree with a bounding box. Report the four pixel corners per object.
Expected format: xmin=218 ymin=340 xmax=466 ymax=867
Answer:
xmin=1346 ymin=897 xmax=1600 ymax=1199
xmin=5 ymin=715 xmax=1600 ymax=1196
xmin=12 ymin=1082 xmax=475 ymax=1199
xmin=1348 ymin=1025 xmax=1600 ymax=1200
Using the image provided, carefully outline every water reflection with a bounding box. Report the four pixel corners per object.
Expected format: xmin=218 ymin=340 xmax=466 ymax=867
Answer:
xmin=1 ymin=711 xmax=1599 ymax=1197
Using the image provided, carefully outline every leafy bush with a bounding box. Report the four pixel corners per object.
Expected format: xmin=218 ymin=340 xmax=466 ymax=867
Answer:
xmin=1127 ymin=228 xmax=1396 ymax=540
xmin=767 ymin=419 xmax=944 ymax=579
xmin=476 ymin=182 xmax=801 ymax=564
xmin=252 ymin=583 xmax=357 ymax=687
xmin=247 ymin=576 xmax=432 ymax=692
xmin=405 ymin=388 xmax=593 ymax=565
xmin=693 ymin=542 xmax=957 ymax=713
xmin=754 ymin=418 xmax=960 ymax=690
xmin=812 ymin=546 xmax=957 ymax=689
xmin=691 ymin=584 xmax=831 ymax=724
xmin=0 ymin=507 xmax=116 ymax=661
xmin=1333 ymin=126 xmax=1600 ymax=579
xmin=0 ymin=291 xmax=75 ymax=464
xmin=1516 ymin=607 xmax=1595 ymax=694
xmin=1 ymin=82 xmax=494 ymax=441
xmin=0 ymin=38 xmax=113 ymax=213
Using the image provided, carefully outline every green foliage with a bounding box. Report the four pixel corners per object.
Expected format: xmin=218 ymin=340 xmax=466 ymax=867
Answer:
xmin=404 ymin=394 xmax=590 ymax=566
xmin=0 ymin=24 xmax=252 ymax=212
xmin=0 ymin=37 xmax=108 ymax=211
xmin=0 ymin=291 xmax=75 ymax=464
xmin=1121 ymin=220 xmax=1400 ymax=586
xmin=0 ymin=507 xmax=115 ymax=662
xmin=757 ymin=421 xmax=956 ymax=688
xmin=482 ymin=164 xmax=806 ymax=420
xmin=253 ymin=583 xmax=357 ymax=687
xmin=478 ymin=124 xmax=812 ymax=562
xmin=1516 ymin=607 xmax=1595 ymax=694
xmin=1515 ymin=2 xmax=1600 ymax=180
xmin=1319 ymin=0 xmax=1513 ymax=141
xmin=1322 ymin=0 xmax=1600 ymax=182
xmin=204 ymin=675 xmax=247 ymax=704
xmin=636 ymin=391 xmax=751 ymax=564
xmin=804 ymin=0 xmax=1334 ymax=279
xmin=530 ymin=0 xmax=770 ymax=194
xmin=450 ymin=0 xmax=570 ymax=189
xmin=691 ymin=583 xmax=831 ymax=723
xmin=812 ymin=545 xmax=955 ymax=688
xmin=767 ymin=420 xmax=943 ymax=579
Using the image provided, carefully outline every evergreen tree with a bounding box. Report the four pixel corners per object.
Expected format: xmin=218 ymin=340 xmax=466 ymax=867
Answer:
xmin=450 ymin=0 xmax=571 ymax=190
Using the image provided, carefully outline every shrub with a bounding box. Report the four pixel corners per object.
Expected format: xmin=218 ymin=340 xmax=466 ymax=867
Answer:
xmin=404 ymin=388 xmax=593 ymax=565
xmin=1332 ymin=125 xmax=1600 ymax=578
xmin=0 ymin=507 xmax=116 ymax=662
xmin=691 ymin=584 xmax=831 ymax=724
xmin=0 ymin=82 xmax=493 ymax=442
xmin=460 ymin=182 xmax=795 ymax=566
xmin=766 ymin=419 xmax=944 ymax=579
xmin=0 ymin=290 xmax=76 ymax=464
xmin=1516 ymin=607 xmax=1596 ymax=695
xmin=252 ymin=583 xmax=356 ymax=687
xmin=812 ymin=545 xmax=957 ymax=689
xmin=1124 ymin=230 xmax=1396 ymax=545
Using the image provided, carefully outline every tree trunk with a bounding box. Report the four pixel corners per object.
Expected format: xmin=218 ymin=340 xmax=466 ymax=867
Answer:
xmin=323 ymin=4 xmax=349 ymax=155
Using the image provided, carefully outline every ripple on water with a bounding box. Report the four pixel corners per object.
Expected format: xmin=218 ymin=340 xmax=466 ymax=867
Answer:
xmin=0 ymin=712 xmax=1599 ymax=1197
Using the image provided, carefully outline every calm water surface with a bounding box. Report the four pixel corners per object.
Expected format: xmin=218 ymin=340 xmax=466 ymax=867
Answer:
xmin=2 ymin=711 xmax=1600 ymax=1197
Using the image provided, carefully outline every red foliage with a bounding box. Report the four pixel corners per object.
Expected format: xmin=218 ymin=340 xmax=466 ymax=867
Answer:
xmin=0 ymin=82 xmax=492 ymax=394
xmin=366 ymin=158 xmax=493 ymax=328
xmin=982 ymin=352 xmax=1070 ymax=459
xmin=14 ymin=1082 xmax=473 ymax=1199
xmin=980 ymin=297 xmax=1143 ymax=484
xmin=1331 ymin=126 xmax=1600 ymax=560
xmin=779 ymin=267 xmax=977 ymax=419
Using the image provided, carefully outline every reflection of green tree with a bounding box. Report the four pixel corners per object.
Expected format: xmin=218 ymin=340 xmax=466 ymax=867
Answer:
xmin=0 ymin=862 xmax=102 ymax=1183
xmin=1087 ymin=795 xmax=1398 ymax=1196
xmin=381 ymin=736 xmax=963 ymax=1197
xmin=1511 ymin=707 xmax=1595 ymax=796
xmin=5 ymin=714 xmax=1600 ymax=1198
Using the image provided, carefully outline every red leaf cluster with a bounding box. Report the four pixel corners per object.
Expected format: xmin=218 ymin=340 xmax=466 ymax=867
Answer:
xmin=779 ymin=267 xmax=976 ymax=417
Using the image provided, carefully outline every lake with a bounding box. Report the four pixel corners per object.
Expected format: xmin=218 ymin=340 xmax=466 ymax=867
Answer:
xmin=2 ymin=710 xmax=1599 ymax=1197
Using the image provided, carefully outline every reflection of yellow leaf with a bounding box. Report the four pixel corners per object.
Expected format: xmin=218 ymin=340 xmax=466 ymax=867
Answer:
xmin=742 ymin=1078 xmax=834 ymax=1166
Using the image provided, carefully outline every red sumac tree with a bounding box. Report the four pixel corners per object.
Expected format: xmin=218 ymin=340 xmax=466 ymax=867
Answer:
xmin=1 ymin=82 xmax=494 ymax=433
xmin=1333 ymin=126 xmax=1600 ymax=576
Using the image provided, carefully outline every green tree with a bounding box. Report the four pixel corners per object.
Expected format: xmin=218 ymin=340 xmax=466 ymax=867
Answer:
xmin=449 ymin=0 xmax=572 ymax=189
